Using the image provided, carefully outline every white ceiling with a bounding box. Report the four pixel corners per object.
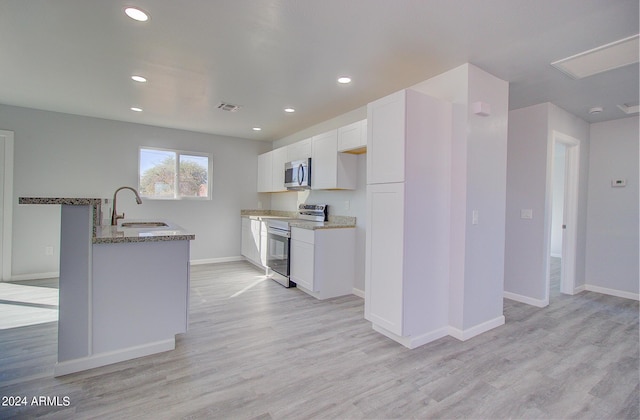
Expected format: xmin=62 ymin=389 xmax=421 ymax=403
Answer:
xmin=0 ymin=0 xmax=638 ymax=141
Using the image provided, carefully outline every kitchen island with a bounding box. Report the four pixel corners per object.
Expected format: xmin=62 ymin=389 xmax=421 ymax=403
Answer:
xmin=19 ymin=197 xmax=195 ymax=376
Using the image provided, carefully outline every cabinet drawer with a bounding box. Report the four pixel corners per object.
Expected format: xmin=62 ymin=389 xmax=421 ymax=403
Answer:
xmin=291 ymin=227 xmax=315 ymax=244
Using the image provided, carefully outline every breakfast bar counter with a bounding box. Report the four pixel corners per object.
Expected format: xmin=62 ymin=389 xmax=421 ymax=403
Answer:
xmin=19 ymin=197 xmax=195 ymax=376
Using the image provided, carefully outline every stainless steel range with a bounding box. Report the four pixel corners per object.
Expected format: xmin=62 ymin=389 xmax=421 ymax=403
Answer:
xmin=266 ymin=204 xmax=328 ymax=288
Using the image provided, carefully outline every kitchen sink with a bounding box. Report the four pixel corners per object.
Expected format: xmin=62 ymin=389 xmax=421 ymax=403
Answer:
xmin=121 ymin=222 xmax=169 ymax=228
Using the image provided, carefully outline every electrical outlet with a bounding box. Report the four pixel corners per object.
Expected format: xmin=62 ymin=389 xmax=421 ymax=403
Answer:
xmin=472 ymin=210 xmax=479 ymax=225
xmin=45 ymin=246 xmax=54 ymax=256
xmin=344 ymin=200 xmax=350 ymax=211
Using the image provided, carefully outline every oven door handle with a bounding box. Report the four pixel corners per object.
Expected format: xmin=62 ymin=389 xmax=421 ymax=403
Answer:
xmin=268 ymin=228 xmax=290 ymax=238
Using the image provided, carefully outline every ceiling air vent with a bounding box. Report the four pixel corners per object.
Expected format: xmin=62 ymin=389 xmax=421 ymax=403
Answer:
xmin=217 ymin=102 xmax=242 ymax=112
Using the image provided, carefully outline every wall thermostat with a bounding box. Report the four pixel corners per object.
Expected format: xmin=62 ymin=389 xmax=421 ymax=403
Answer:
xmin=611 ymin=179 xmax=626 ymax=187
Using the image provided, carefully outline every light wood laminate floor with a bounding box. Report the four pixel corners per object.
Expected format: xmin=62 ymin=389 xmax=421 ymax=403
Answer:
xmin=0 ymin=261 xmax=638 ymax=419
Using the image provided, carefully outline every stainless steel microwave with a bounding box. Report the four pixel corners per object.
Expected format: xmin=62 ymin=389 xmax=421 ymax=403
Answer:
xmin=284 ymin=158 xmax=311 ymax=190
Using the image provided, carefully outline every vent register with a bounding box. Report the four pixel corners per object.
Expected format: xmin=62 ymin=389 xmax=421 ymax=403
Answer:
xmin=217 ymin=102 xmax=242 ymax=112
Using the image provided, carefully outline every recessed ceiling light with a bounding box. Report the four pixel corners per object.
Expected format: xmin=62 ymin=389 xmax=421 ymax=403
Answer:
xmin=284 ymin=108 xmax=295 ymax=113
xmin=551 ymin=34 xmax=639 ymax=79
xmin=124 ymin=7 xmax=150 ymax=22
xmin=252 ymin=127 xmax=262 ymax=131
xmin=131 ymin=75 xmax=147 ymax=83
xmin=130 ymin=107 xmax=143 ymax=112
xmin=337 ymin=76 xmax=352 ymax=84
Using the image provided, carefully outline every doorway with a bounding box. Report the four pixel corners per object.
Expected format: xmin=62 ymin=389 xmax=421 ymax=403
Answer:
xmin=0 ymin=130 xmax=14 ymax=282
xmin=546 ymin=131 xmax=580 ymax=301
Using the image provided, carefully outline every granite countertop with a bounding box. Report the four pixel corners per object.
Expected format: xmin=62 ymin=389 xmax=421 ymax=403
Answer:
xmin=241 ymin=210 xmax=356 ymax=230
xmin=19 ymin=197 xmax=195 ymax=244
xmin=94 ymin=221 xmax=195 ymax=244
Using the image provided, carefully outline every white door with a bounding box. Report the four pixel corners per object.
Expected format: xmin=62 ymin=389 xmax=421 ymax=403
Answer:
xmin=547 ymin=131 xmax=580 ymax=298
xmin=0 ymin=130 xmax=14 ymax=281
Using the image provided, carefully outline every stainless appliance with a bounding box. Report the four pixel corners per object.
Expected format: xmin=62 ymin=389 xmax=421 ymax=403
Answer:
xmin=285 ymin=158 xmax=311 ymax=190
xmin=266 ymin=204 xmax=328 ymax=287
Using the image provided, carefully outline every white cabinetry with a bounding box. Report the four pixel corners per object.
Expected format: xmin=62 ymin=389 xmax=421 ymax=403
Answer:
xmin=241 ymin=217 xmax=267 ymax=269
xmin=257 ymin=148 xmax=288 ymax=193
xmin=287 ymin=138 xmax=312 ymax=161
xmin=311 ymin=129 xmax=357 ymax=190
xmin=365 ymin=89 xmax=452 ymax=348
xmin=338 ymin=119 xmax=367 ymax=153
xmin=257 ymin=152 xmax=272 ymax=193
xmin=290 ymin=226 xmax=355 ymax=300
xmin=271 ymin=147 xmax=288 ymax=192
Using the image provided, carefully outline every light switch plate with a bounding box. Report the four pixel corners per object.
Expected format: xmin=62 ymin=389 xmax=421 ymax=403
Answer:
xmin=520 ymin=209 xmax=533 ymax=219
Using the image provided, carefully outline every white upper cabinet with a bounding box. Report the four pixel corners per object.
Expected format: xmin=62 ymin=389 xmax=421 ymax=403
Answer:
xmin=311 ymin=129 xmax=357 ymax=190
xmin=338 ymin=119 xmax=367 ymax=153
xmin=257 ymin=147 xmax=289 ymax=193
xmin=287 ymin=138 xmax=312 ymax=162
xmin=367 ymin=90 xmax=407 ymax=184
xmin=257 ymin=151 xmax=273 ymax=193
xmin=271 ymin=147 xmax=288 ymax=192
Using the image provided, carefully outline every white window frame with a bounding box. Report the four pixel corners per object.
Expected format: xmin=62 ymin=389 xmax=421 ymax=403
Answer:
xmin=138 ymin=146 xmax=213 ymax=200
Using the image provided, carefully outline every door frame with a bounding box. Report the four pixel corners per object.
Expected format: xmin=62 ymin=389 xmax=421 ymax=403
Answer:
xmin=0 ymin=130 xmax=14 ymax=281
xmin=545 ymin=130 xmax=580 ymax=300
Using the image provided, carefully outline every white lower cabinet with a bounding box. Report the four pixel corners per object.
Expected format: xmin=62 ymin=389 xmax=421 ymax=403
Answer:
xmin=241 ymin=217 xmax=267 ymax=269
xmin=290 ymin=226 xmax=355 ymax=300
xmin=365 ymin=182 xmax=405 ymax=335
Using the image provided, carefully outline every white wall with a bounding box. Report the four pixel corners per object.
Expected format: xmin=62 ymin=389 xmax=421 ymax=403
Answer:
xmin=1 ymin=104 xmax=270 ymax=278
xmin=413 ymin=63 xmax=509 ymax=332
xmin=585 ymin=117 xmax=639 ymax=296
xmin=504 ymin=103 xmax=549 ymax=302
xmin=505 ymin=103 xmax=590 ymax=305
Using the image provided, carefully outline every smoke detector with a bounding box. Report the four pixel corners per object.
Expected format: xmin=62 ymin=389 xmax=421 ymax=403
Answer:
xmin=589 ymin=106 xmax=603 ymax=114
xmin=217 ymin=102 xmax=242 ymax=112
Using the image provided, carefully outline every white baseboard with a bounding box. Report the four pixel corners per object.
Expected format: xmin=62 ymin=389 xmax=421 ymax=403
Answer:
xmin=584 ymin=284 xmax=639 ymax=301
xmin=372 ymin=324 xmax=449 ymax=349
xmin=504 ymin=291 xmax=548 ymax=308
xmin=190 ymin=256 xmax=244 ymax=265
xmin=448 ymin=316 xmax=505 ymax=341
xmin=54 ymin=339 xmax=175 ymax=377
xmin=573 ymin=285 xmax=586 ymax=294
xmin=352 ymin=287 xmax=365 ymax=299
xmin=9 ymin=271 xmax=59 ymax=281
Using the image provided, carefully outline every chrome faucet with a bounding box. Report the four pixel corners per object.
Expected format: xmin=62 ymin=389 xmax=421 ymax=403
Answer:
xmin=111 ymin=186 xmax=143 ymax=226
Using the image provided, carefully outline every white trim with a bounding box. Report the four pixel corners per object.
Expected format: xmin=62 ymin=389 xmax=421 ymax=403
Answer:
xmin=10 ymin=271 xmax=60 ymax=281
xmin=190 ymin=256 xmax=244 ymax=265
xmin=585 ymin=285 xmax=639 ymax=301
xmin=53 ymin=338 xmax=175 ymax=377
xmin=372 ymin=324 xmax=449 ymax=349
xmin=0 ymin=130 xmax=14 ymax=282
xmin=504 ymin=291 xmax=548 ymax=308
xmin=352 ymin=287 xmax=365 ymax=299
xmin=448 ymin=316 xmax=506 ymax=341
xmin=574 ymin=284 xmax=586 ymax=294
xmin=545 ymin=131 xmax=581 ymax=300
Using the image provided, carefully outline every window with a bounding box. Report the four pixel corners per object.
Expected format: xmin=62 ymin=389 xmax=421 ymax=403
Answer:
xmin=139 ymin=147 xmax=211 ymax=199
